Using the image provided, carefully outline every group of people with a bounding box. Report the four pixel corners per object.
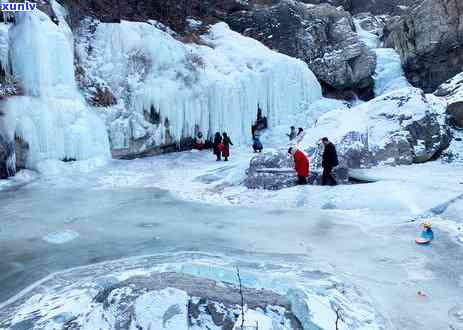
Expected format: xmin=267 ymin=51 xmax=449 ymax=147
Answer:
xmin=194 ymin=125 xmax=339 ymax=186
xmin=194 ymin=131 xmax=234 ymax=161
xmin=213 ymin=132 xmax=233 ymax=161
xmin=287 ymin=126 xmax=305 ymax=144
xmin=288 ymin=137 xmax=339 ymax=186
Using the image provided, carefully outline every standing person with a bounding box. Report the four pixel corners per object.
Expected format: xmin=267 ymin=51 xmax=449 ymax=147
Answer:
xmin=295 ymin=127 xmax=305 ymax=144
xmin=251 ymin=124 xmax=257 ymax=139
xmin=252 ymin=134 xmax=263 ymax=153
xmin=321 ymin=137 xmax=339 ymax=186
xmin=194 ymin=131 xmax=206 ymax=150
xmin=222 ymin=132 xmax=233 ymax=161
xmin=213 ymin=132 xmax=222 ymax=161
xmin=287 ymin=126 xmax=296 ymax=141
xmin=288 ymin=147 xmax=310 ymax=185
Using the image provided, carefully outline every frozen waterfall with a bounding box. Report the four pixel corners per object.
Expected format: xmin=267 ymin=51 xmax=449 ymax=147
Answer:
xmin=354 ymin=18 xmax=411 ymax=97
xmin=76 ymin=20 xmax=322 ymax=154
xmin=0 ymin=3 xmax=110 ymax=172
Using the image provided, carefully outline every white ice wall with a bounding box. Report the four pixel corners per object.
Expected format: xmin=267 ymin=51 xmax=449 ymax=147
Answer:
xmin=9 ymin=8 xmax=76 ymax=97
xmin=1 ymin=3 xmax=110 ymax=171
xmin=354 ymin=18 xmax=410 ymax=97
xmin=77 ymin=20 xmax=322 ymax=150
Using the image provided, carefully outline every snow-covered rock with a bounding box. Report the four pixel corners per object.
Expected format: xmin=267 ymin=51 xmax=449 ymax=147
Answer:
xmin=1 ymin=271 xmax=302 ymax=330
xmin=244 ymin=149 xmax=349 ymax=189
xmin=435 ymin=72 xmax=463 ymax=128
xmin=302 ymin=87 xmax=451 ymax=167
xmin=75 ymin=19 xmax=322 ymax=158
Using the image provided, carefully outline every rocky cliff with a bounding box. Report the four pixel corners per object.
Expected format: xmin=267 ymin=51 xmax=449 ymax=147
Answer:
xmin=226 ymin=1 xmax=377 ymax=99
xmin=384 ymin=0 xmax=463 ymax=92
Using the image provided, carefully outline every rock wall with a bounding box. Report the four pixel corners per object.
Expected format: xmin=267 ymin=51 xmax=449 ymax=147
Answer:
xmin=384 ymin=0 xmax=463 ymax=92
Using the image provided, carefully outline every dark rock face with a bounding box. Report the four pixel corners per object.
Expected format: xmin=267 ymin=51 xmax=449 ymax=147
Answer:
xmin=227 ymin=1 xmax=376 ymax=99
xmin=384 ymin=0 xmax=463 ymax=92
xmin=59 ymin=0 xmax=246 ymax=31
xmin=0 ymin=134 xmax=15 ymax=179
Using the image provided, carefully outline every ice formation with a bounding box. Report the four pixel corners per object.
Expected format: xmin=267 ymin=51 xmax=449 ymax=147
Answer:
xmin=354 ymin=18 xmax=410 ymax=97
xmin=76 ymin=20 xmax=322 ymax=153
xmin=0 ymin=3 xmax=110 ymax=172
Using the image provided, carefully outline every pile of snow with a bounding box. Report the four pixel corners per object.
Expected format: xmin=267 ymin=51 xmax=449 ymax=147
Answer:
xmin=76 ymin=20 xmax=322 ymax=155
xmin=0 ymin=4 xmax=110 ymax=172
xmin=42 ymin=229 xmax=79 ymax=244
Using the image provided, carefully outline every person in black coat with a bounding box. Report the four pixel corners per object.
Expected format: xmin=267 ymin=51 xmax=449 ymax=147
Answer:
xmin=321 ymin=137 xmax=339 ymax=186
xmin=222 ymin=132 xmax=233 ymax=161
xmin=213 ymin=132 xmax=222 ymax=161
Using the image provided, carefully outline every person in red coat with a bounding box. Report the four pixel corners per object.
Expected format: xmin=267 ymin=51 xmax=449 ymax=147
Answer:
xmin=288 ymin=147 xmax=309 ymax=185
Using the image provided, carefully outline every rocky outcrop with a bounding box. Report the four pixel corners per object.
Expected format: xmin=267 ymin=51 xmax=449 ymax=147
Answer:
xmin=384 ymin=0 xmax=463 ymax=92
xmin=227 ymin=1 xmax=377 ymax=99
xmin=435 ymin=72 xmax=463 ymax=128
xmin=0 ymin=133 xmax=15 ymax=179
xmin=303 ymin=88 xmax=452 ymax=167
xmin=51 ymin=272 xmax=303 ymax=330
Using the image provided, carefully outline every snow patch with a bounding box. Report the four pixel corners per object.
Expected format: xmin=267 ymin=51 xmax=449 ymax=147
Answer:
xmin=43 ymin=230 xmax=79 ymax=244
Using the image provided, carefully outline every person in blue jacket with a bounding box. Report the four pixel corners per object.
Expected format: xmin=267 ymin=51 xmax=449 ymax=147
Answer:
xmin=252 ymin=135 xmax=263 ymax=153
xmin=420 ymin=221 xmax=434 ymax=242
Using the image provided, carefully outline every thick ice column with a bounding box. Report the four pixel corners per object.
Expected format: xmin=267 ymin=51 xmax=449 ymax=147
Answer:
xmin=354 ymin=18 xmax=410 ymax=97
xmin=10 ymin=10 xmax=76 ymax=98
xmin=1 ymin=4 xmax=110 ymax=173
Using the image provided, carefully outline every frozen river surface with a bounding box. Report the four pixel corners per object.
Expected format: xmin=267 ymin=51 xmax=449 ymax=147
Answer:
xmin=0 ymin=150 xmax=463 ymax=329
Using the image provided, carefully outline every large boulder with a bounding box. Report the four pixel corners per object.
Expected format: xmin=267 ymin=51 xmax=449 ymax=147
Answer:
xmin=302 ymin=88 xmax=452 ymax=168
xmin=434 ymin=72 xmax=463 ymax=128
xmin=226 ymin=1 xmax=377 ymax=99
xmin=244 ymin=149 xmax=349 ymax=189
xmin=384 ymin=0 xmax=463 ymax=92
xmin=244 ymin=150 xmax=299 ymax=190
